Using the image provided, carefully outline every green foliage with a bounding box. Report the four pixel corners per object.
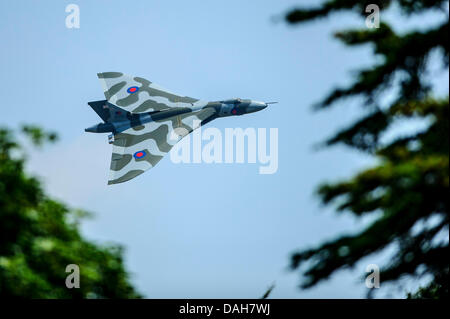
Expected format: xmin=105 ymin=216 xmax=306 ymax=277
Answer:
xmin=285 ymin=1 xmax=449 ymax=297
xmin=0 ymin=126 xmax=140 ymax=298
xmin=21 ymin=125 xmax=58 ymax=146
xmin=407 ymin=272 xmax=448 ymax=298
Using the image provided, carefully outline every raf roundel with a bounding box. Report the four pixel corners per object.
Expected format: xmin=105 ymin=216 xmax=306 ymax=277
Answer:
xmin=133 ymin=150 xmax=146 ymax=159
xmin=127 ymin=86 xmax=139 ymax=94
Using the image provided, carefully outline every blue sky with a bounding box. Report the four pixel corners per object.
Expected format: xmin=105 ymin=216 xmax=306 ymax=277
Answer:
xmin=1 ymin=1 xmax=448 ymax=298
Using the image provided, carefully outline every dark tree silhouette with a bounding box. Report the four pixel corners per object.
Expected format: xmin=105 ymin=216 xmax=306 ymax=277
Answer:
xmin=285 ymin=0 xmax=448 ymax=297
xmin=0 ymin=125 xmax=140 ymax=298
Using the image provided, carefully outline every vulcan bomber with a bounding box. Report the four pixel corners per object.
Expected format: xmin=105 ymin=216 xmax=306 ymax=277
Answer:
xmin=86 ymin=72 xmax=274 ymax=185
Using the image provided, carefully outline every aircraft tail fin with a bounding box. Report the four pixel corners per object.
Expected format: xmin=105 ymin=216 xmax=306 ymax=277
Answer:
xmin=87 ymin=100 xmax=130 ymax=123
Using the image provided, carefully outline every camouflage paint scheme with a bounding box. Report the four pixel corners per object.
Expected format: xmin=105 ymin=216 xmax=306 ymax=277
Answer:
xmin=86 ymin=72 xmax=268 ymax=185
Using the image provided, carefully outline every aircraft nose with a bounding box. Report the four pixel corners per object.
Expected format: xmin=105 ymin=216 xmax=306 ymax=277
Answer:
xmin=246 ymin=101 xmax=267 ymax=113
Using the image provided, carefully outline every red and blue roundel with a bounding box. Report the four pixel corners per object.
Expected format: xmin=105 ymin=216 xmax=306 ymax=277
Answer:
xmin=231 ymin=108 xmax=237 ymax=115
xmin=127 ymin=86 xmax=139 ymax=94
xmin=133 ymin=150 xmax=146 ymax=159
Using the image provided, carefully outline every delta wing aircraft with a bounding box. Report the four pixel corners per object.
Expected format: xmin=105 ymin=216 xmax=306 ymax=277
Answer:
xmin=86 ymin=72 xmax=274 ymax=184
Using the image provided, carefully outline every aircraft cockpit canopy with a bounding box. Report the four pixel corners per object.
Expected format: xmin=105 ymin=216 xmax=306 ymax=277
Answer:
xmin=220 ymin=98 xmax=242 ymax=105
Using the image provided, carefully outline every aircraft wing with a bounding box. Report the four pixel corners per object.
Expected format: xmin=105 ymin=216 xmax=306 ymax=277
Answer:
xmin=97 ymin=72 xmax=200 ymax=113
xmin=107 ymin=107 xmax=217 ymax=185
